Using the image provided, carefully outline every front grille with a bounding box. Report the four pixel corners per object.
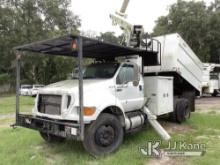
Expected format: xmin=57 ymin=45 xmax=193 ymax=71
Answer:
xmin=38 ymin=95 xmax=62 ymax=115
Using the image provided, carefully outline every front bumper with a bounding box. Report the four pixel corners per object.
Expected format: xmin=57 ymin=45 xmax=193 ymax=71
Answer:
xmin=16 ymin=114 xmax=81 ymax=140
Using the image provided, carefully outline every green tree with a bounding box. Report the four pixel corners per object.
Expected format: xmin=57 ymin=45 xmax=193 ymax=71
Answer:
xmin=0 ymin=0 xmax=81 ymax=85
xmin=98 ymin=32 xmax=119 ymax=43
xmin=0 ymin=6 xmax=15 ymax=74
xmin=207 ymin=0 xmax=220 ymax=62
xmin=153 ymin=0 xmax=217 ymax=62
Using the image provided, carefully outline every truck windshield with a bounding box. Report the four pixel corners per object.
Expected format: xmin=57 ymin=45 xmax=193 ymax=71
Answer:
xmin=83 ymin=63 xmax=119 ymax=79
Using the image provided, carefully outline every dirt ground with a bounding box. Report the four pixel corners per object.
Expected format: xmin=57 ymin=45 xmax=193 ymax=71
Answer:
xmin=195 ymin=96 xmax=220 ymax=113
xmin=148 ymin=96 xmax=220 ymax=165
xmin=196 ymin=96 xmax=220 ymax=105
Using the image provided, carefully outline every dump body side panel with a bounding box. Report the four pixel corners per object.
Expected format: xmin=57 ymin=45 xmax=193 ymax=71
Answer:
xmin=145 ymin=33 xmax=203 ymax=93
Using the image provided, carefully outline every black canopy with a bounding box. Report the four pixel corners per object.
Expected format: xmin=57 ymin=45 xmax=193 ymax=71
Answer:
xmin=14 ymin=34 xmax=154 ymax=59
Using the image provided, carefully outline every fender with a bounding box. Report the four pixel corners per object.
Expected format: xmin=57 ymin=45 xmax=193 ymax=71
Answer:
xmin=83 ymin=88 xmax=126 ymax=123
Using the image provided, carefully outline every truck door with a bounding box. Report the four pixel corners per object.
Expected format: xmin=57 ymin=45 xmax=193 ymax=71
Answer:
xmin=115 ymin=63 xmax=144 ymax=112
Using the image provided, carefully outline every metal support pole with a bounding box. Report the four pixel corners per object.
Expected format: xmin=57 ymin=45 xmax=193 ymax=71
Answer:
xmin=15 ymin=52 xmax=21 ymax=125
xmin=120 ymin=0 xmax=130 ymax=15
xmin=77 ymin=37 xmax=84 ymax=140
xmin=143 ymin=106 xmax=171 ymax=140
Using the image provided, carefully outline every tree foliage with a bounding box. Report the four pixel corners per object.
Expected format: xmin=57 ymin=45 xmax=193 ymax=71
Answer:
xmin=98 ymin=32 xmax=119 ymax=43
xmin=0 ymin=0 xmax=81 ymax=85
xmin=153 ymin=0 xmax=220 ymax=63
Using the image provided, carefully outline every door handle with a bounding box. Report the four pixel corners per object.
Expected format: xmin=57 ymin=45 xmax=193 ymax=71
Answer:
xmin=139 ymin=85 xmax=142 ymax=91
xmin=116 ymin=88 xmax=123 ymax=92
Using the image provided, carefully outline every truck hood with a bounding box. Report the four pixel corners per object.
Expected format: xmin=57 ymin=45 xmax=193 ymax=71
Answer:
xmin=38 ymin=79 xmax=113 ymax=94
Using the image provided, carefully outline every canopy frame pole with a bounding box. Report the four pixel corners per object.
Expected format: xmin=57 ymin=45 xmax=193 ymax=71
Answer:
xmin=77 ymin=37 xmax=84 ymax=141
xmin=15 ymin=52 xmax=21 ymax=125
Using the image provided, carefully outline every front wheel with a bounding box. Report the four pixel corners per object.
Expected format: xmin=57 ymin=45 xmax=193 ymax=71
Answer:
xmin=83 ymin=113 xmax=124 ymax=156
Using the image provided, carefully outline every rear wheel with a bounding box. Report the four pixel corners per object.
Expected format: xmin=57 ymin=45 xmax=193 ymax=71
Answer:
xmin=212 ymin=91 xmax=218 ymax=97
xmin=170 ymin=98 xmax=190 ymax=123
xmin=83 ymin=113 xmax=124 ymax=156
xmin=182 ymin=91 xmax=195 ymax=112
xmin=39 ymin=132 xmax=65 ymax=143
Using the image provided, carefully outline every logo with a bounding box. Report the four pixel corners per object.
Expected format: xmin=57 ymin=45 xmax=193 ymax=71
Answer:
xmin=139 ymin=140 xmax=206 ymax=157
xmin=139 ymin=141 xmax=161 ymax=157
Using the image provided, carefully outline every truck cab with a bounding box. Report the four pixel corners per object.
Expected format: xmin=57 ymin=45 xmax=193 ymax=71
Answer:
xmin=34 ymin=61 xmax=144 ymax=123
xmin=202 ymin=63 xmax=220 ymax=96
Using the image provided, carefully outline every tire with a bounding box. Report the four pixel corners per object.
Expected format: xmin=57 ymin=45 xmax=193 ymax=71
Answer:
xmin=39 ymin=132 xmax=65 ymax=143
xmin=212 ymin=91 xmax=218 ymax=97
xmin=176 ymin=99 xmax=190 ymax=123
xmin=182 ymin=91 xmax=195 ymax=112
xmin=170 ymin=98 xmax=190 ymax=124
xmin=83 ymin=113 xmax=124 ymax=156
xmin=183 ymin=100 xmax=191 ymax=119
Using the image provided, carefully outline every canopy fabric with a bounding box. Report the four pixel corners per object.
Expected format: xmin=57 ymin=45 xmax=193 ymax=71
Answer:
xmin=14 ymin=34 xmax=155 ymax=59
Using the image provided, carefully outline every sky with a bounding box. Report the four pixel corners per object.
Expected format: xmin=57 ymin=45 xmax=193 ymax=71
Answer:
xmin=71 ymin=0 xmax=214 ymax=36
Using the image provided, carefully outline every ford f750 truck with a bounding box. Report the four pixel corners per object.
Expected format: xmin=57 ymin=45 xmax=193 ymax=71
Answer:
xmin=13 ymin=0 xmax=203 ymax=156
xmin=14 ymin=33 xmax=202 ymax=155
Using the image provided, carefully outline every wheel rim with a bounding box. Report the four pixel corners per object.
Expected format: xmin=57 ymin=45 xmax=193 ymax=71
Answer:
xmin=95 ymin=125 xmax=115 ymax=147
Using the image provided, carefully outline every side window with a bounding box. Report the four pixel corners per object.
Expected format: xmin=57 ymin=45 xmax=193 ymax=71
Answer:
xmin=116 ymin=66 xmax=127 ymax=84
xmin=126 ymin=66 xmax=135 ymax=82
xmin=116 ymin=64 xmax=135 ymax=84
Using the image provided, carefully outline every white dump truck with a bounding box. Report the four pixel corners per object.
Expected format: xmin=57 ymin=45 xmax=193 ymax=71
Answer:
xmin=13 ymin=0 xmax=203 ymax=156
xmin=202 ymin=63 xmax=220 ymax=96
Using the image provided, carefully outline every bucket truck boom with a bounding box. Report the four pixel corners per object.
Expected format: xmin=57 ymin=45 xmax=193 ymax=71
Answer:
xmin=110 ymin=0 xmax=144 ymax=47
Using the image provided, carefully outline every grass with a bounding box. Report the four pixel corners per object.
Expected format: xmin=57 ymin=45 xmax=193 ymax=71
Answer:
xmin=186 ymin=113 xmax=220 ymax=165
xmin=0 ymin=125 xmax=159 ymax=165
xmin=0 ymin=95 xmax=220 ymax=165
xmin=0 ymin=94 xmax=35 ymax=114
